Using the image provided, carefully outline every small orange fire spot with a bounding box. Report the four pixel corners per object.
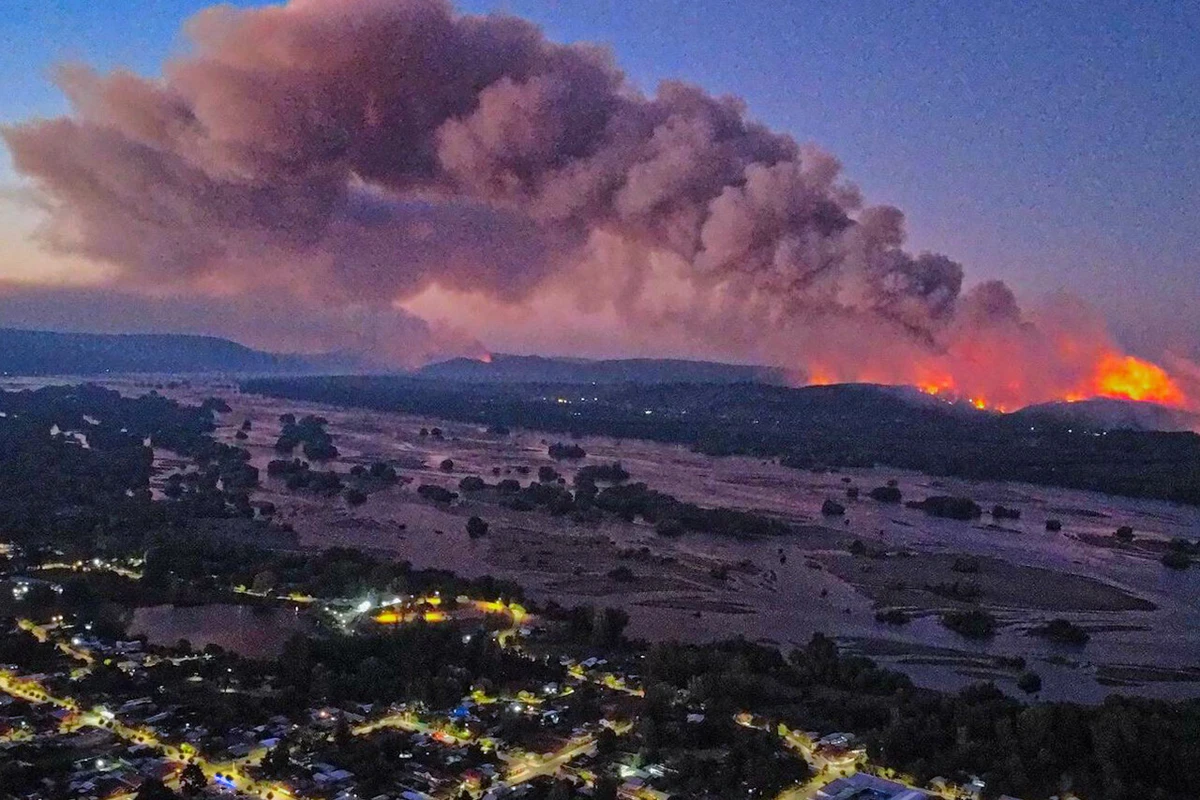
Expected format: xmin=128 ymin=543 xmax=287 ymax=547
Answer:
xmin=806 ymin=366 xmax=836 ymax=386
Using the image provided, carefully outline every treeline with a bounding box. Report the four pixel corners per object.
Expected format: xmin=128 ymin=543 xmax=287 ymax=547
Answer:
xmin=274 ymin=624 xmax=551 ymax=710
xmin=449 ymin=470 xmax=791 ymax=538
xmin=241 ymin=377 xmax=1200 ymax=505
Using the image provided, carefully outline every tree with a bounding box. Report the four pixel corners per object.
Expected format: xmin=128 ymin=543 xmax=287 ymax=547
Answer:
xmin=596 ymin=726 xmax=618 ymax=755
xmin=334 ymin=714 xmax=352 ymax=748
xmin=252 ymin=570 xmax=277 ymax=594
xmin=941 ymin=609 xmax=997 ymax=639
xmin=821 ymin=499 xmax=845 ymax=516
xmin=593 ymin=776 xmax=619 ymax=800
xmin=467 ymin=516 xmax=489 ymax=538
xmin=1162 ymin=550 xmax=1191 ymax=570
xmin=180 ymin=763 xmax=207 ymax=796
xmin=135 ymin=779 xmax=179 ymax=800
xmin=1017 ymin=670 xmax=1042 ymax=694
xmin=263 ymin=740 xmax=291 ymax=777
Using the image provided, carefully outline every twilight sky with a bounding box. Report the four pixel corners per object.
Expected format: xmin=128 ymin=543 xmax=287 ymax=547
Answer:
xmin=1 ymin=0 xmax=1197 ymax=366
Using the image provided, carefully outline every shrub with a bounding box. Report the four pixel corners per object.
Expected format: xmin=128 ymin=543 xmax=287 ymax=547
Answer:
xmin=1030 ymin=618 xmax=1089 ymax=645
xmin=821 ymin=499 xmax=846 ymax=516
xmin=1162 ymin=550 xmax=1191 ymax=570
xmin=416 ymin=484 xmax=457 ymax=503
xmin=907 ymin=496 xmax=982 ymax=520
xmin=941 ymin=609 xmax=997 ymax=639
xmin=549 ymin=442 xmax=587 ymax=460
xmin=607 ymin=566 xmax=635 ymax=583
xmin=992 ymin=504 xmax=1021 ymax=520
xmin=1017 ymin=670 xmax=1043 ymax=694
xmin=869 ymin=486 xmax=902 ymax=503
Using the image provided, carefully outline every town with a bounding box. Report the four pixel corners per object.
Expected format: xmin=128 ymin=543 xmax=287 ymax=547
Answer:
xmin=2 ymin=536 xmax=971 ymax=800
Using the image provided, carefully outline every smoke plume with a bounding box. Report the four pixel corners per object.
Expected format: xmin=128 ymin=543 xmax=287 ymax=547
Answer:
xmin=2 ymin=0 xmax=1190 ymax=408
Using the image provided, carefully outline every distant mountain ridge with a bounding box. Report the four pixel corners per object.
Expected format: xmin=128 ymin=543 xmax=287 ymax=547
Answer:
xmin=416 ymin=354 xmax=788 ymax=385
xmin=0 ymin=328 xmax=353 ymax=376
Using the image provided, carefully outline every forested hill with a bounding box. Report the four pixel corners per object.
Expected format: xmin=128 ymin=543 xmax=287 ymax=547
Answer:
xmin=0 ymin=328 xmax=325 ymax=376
xmin=416 ymin=354 xmax=788 ymax=385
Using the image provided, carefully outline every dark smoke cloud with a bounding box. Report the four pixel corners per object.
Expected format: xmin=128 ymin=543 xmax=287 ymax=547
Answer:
xmin=5 ymin=0 xmax=1187 ymax=411
xmin=2 ymin=0 xmax=973 ymax=341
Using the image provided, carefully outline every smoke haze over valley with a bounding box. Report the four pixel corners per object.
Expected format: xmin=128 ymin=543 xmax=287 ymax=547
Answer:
xmin=1 ymin=0 xmax=1197 ymax=412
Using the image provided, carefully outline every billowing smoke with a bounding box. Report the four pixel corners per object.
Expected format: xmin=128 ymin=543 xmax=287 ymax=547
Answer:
xmin=1 ymin=0 xmax=1190 ymax=408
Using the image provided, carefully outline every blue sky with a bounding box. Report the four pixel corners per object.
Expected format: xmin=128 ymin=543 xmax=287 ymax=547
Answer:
xmin=2 ymin=0 xmax=1198 ymax=353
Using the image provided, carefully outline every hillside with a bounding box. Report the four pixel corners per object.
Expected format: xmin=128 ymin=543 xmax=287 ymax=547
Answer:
xmin=1012 ymin=397 xmax=1200 ymax=432
xmin=0 ymin=328 xmax=330 ymax=376
xmin=416 ymin=353 xmax=787 ymax=385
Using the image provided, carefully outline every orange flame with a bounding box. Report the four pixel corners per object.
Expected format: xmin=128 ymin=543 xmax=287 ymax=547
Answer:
xmin=1089 ymin=354 xmax=1185 ymax=405
xmin=806 ymin=350 xmax=1188 ymax=412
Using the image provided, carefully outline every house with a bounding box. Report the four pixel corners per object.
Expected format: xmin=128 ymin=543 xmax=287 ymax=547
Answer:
xmin=815 ymin=773 xmax=930 ymax=800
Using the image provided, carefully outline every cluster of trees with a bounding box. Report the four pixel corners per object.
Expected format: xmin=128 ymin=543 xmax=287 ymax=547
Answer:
xmin=275 ymin=624 xmax=552 ymax=709
xmin=575 ymin=462 xmax=630 ymax=484
xmin=941 ymin=608 xmax=997 ymax=639
xmin=266 ymin=458 xmax=343 ymax=493
xmin=868 ymin=485 xmax=903 ymax=503
xmin=0 ymin=385 xmax=266 ymax=548
xmin=453 ymin=465 xmax=780 ymax=538
xmin=926 ymin=580 xmax=983 ymax=603
xmin=593 ymin=482 xmax=791 ymax=538
xmin=661 ymin=724 xmax=811 ymax=798
xmin=417 ymin=483 xmax=458 ymax=503
xmin=543 ymin=604 xmax=631 ymax=649
xmin=906 ymin=495 xmax=983 ymax=520
xmin=274 ymin=413 xmax=338 ymax=461
xmin=1162 ymin=538 xmax=1198 ymax=570
xmin=548 ymin=441 xmax=587 ymax=460
xmin=1030 ymin=618 xmax=1090 ymax=645
xmin=243 ymin=546 xmax=526 ymax=603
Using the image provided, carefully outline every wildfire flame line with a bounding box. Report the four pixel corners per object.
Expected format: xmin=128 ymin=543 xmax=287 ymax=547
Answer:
xmin=809 ymin=351 xmax=1188 ymax=413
